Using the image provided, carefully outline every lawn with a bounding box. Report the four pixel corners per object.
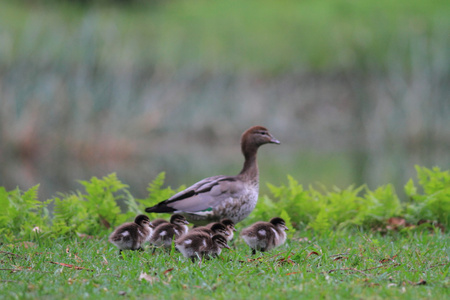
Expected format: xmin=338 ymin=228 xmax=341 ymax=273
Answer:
xmin=1 ymin=231 xmax=448 ymax=299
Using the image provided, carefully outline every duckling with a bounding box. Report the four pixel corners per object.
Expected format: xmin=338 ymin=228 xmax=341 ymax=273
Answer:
xmin=240 ymin=217 xmax=289 ymax=255
xmin=204 ymin=234 xmax=231 ymax=259
xmin=191 ymin=222 xmax=230 ymax=238
xmin=149 ymin=214 xmax=189 ymax=249
xmin=206 ymin=218 xmax=236 ymax=242
xmin=145 ymin=126 xmax=280 ymax=225
xmin=108 ymin=214 xmax=152 ymax=254
xmin=176 ymin=232 xmax=230 ymax=262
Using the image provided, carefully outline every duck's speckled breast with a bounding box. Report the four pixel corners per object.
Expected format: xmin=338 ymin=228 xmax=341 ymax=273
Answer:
xmin=216 ymin=179 xmax=259 ymax=224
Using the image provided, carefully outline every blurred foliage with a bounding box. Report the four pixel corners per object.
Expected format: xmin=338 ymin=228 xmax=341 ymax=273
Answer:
xmin=2 ymin=0 xmax=449 ymax=72
xmin=1 ymin=166 xmax=448 ymax=239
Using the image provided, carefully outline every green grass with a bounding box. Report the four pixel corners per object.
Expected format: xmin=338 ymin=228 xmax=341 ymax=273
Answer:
xmin=1 ymin=231 xmax=448 ymax=299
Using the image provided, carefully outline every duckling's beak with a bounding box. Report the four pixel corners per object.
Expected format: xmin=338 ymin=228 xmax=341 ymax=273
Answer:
xmin=224 ymin=231 xmax=230 ymax=236
xmin=224 ymin=244 xmax=231 ymax=249
xmin=183 ymin=220 xmax=190 ymax=225
xmin=231 ymin=227 xmax=237 ymax=232
xmin=284 ymin=225 xmax=289 ymax=231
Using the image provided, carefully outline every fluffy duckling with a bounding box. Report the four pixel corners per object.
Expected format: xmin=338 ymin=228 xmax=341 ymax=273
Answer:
xmin=176 ymin=232 xmax=230 ymax=261
xmin=191 ymin=222 xmax=230 ymax=238
xmin=145 ymin=126 xmax=280 ymax=225
xmin=240 ymin=217 xmax=289 ymax=255
xmin=206 ymin=218 xmax=236 ymax=242
xmin=149 ymin=214 xmax=189 ymax=249
xmin=109 ymin=214 xmax=152 ymax=254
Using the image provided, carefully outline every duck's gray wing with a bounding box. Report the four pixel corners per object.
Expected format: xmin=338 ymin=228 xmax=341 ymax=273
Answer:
xmin=145 ymin=175 xmax=244 ymax=213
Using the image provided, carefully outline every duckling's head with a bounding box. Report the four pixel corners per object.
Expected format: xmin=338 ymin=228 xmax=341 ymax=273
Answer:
xmin=270 ymin=217 xmax=289 ymax=231
xmin=170 ymin=214 xmax=189 ymax=225
xmin=134 ymin=214 xmax=151 ymax=228
xmin=209 ymin=223 xmax=230 ymax=236
xmin=220 ymin=218 xmax=236 ymax=232
xmin=241 ymin=126 xmax=280 ymax=150
xmin=212 ymin=234 xmax=231 ymax=249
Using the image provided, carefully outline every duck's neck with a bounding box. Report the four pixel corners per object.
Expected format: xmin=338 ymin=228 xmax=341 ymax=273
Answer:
xmin=238 ymin=143 xmax=259 ymax=181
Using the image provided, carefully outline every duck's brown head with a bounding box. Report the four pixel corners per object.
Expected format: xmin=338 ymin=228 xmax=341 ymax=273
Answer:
xmin=241 ymin=126 xmax=280 ymax=147
xmin=170 ymin=214 xmax=189 ymax=225
xmin=240 ymin=126 xmax=280 ymax=158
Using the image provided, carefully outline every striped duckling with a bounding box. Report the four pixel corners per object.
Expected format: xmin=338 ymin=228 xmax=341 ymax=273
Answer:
xmin=176 ymin=232 xmax=230 ymax=261
xmin=191 ymin=222 xmax=230 ymax=238
xmin=240 ymin=217 xmax=289 ymax=255
xmin=149 ymin=214 xmax=189 ymax=249
xmin=206 ymin=218 xmax=236 ymax=242
xmin=108 ymin=214 xmax=152 ymax=254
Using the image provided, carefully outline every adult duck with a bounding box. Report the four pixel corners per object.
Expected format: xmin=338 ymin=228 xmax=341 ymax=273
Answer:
xmin=145 ymin=126 xmax=280 ymax=225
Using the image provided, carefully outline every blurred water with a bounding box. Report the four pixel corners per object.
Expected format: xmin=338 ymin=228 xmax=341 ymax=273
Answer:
xmin=1 ymin=68 xmax=449 ymax=201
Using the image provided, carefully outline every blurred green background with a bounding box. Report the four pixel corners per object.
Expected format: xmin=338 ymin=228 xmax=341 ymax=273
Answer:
xmin=1 ymin=0 xmax=449 ymax=201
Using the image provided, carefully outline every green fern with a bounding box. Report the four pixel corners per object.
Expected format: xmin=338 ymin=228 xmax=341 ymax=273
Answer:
xmin=265 ymin=176 xmax=320 ymax=226
xmin=405 ymin=166 xmax=450 ymax=226
xmin=144 ymin=172 xmax=179 ymax=205
xmin=355 ymin=184 xmax=402 ymax=227
xmin=139 ymin=172 xmax=186 ymax=219
xmin=0 ymin=185 xmax=49 ymax=237
xmin=309 ymin=208 xmax=331 ymax=234
xmin=1 ymin=166 xmax=449 ymax=238
xmin=78 ymin=173 xmax=129 ymax=233
xmin=51 ymin=193 xmax=88 ymax=236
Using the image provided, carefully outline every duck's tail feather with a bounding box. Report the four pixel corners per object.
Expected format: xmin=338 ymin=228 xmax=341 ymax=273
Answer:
xmin=145 ymin=201 xmax=176 ymax=213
